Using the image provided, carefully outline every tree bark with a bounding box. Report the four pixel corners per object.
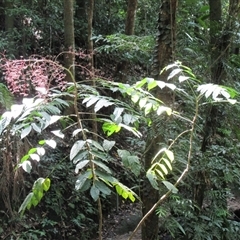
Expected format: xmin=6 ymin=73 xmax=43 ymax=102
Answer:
xmin=114 ymin=0 xmax=138 ymax=82
xmin=75 ymin=0 xmax=87 ymax=47
xmin=63 ymin=0 xmax=75 ymax=83
xmin=87 ymin=0 xmax=94 ymax=70
xmin=125 ymin=0 xmax=138 ymax=35
xmin=63 ymin=0 xmax=75 ymax=115
xmin=195 ymin=0 xmax=239 ymax=214
xmin=142 ymin=1 xmax=178 ymax=240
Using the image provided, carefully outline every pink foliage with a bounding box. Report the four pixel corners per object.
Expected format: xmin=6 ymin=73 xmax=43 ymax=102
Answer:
xmin=1 ymin=56 xmax=67 ymax=97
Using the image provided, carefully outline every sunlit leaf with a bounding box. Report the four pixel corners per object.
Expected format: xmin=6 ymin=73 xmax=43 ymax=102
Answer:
xmin=75 ymin=160 xmax=90 ymax=173
xmin=18 ymin=192 xmax=34 ymax=215
xmin=94 ymin=98 xmax=114 ymax=112
xmin=159 ymin=163 xmax=168 ymax=175
xmin=147 ymin=79 xmax=158 ymax=90
xmin=179 ymin=76 xmax=190 ymax=82
xmin=72 ymin=129 xmax=82 ymax=137
xmin=38 ymin=140 xmax=45 ymax=145
xmin=21 ymin=160 xmax=32 ymax=173
xmin=114 ymin=182 xmax=137 ymax=202
xmin=70 ymin=140 xmax=86 ymax=160
xmin=75 ymin=171 xmax=92 ymax=191
xmin=46 ymin=139 xmax=57 ymax=149
xmin=123 ymin=113 xmax=138 ymax=125
xmin=103 ymin=140 xmax=115 ymax=152
xmin=102 ymin=122 xmax=121 ymax=136
xmin=131 ymin=93 xmax=140 ymax=103
xmin=168 ymin=68 xmax=182 ymax=80
xmin=22 ymin=98 xmax=34 ymax=105
xmin=34 ymin=189 xmax=43 ymax=202
xmin=165 ymin=83 xmax=176 ymax=91
xmin=21 ymin=125 xmax=32 ymax=139
xmin=155 ymin=169 xmax=165 ymax=179
xmin=39 ymin=111 xmax=51 ymax=122
xmin=11 ymin=104 xmax=24 ymax=119
xmin=156 ymin=81 xmax=166 ymax=89
xmin=116 ymin=184 xmax=123 ymax=195
xmin=144 ymin=102 xmax=153 ymax=115
xmin=20 ymin=154 xmax=30 ymax=163
xmin=0 ymin=112 xmax=12 ymax=135
xmin=157 ymin=106 xmax=172 ymax=116
xmin=37 ymin=147 xmax=45 ymax=156
xmin=227 ymin=99 xmax=237 ymax=104
xmin=43 ymin=178 xmax=51 ymax=191
xmin=165 ymin=63 xmax=178 ymax=71
xmin=165 ymin=149 xmax=174 ymax=162
xmin=51 ymin=130 xmax=64 ymax=139
xmin=162 ymin=158 xmax=172 ymax=171
xmin=119 ymin=123 xmax=142 ymax=138
xmin=221 ymin=86 xmax=238 ymax=98
xmin=31 ymin=194 xmax=40 ymax=206
xmin=139 ymin=97 xmax=148 ymax=109
xmin=28 ymin=148 xmax=37 ymax=154
xmin=30 ymin=154 xmax=40 ymax=162
xmin=113 ymin=107 xmax=124 ymax=120
xmin=221 ymin=89 xmax=230 ymax=99
xmin=84 ymin=96 xmax=99 ymax=107
xmin=135 ymin=78 xmax=147 ymax=88
xmin=31 ymin=123 xmax=41 ymax=133
xmin=49 ymin=115 xmax=61 ymax=125
xmin=128 ymin=192 xmax=136 ymax=202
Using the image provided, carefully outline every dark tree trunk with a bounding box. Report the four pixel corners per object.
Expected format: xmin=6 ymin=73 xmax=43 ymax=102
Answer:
xmin=87 ymin=0 xmax=94 ymax=70
xmin=194 ymin=0 xmax=239 ymax=213
xmin=142 ymin=1 xmax=178 ymax=240
xmin=63 ymin=0 xmax=75 ymax=115
xmin=125 ymin=0 xmax=138 ymax=35
xmin=75 ymin=0 xmax=87 ymax=47
xmin=114 ymin=0 xmax=138 ymax=82
xmin=63 ymin=0 xmax=75 ymax=83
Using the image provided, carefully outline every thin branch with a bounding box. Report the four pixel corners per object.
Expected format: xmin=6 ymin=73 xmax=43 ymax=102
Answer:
xmin=128 ymin=98 xmax=199 ymax=240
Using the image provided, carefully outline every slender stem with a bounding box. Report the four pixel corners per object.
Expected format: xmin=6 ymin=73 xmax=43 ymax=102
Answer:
xmin=97 ymin=197 xmax=103 ymax=240
xmin=128 ymin=98 xmax=199 ymax=240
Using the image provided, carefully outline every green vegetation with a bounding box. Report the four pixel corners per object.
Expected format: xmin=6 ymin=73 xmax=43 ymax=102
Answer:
xmin=0 ymin=1 xmax=240 ymax=240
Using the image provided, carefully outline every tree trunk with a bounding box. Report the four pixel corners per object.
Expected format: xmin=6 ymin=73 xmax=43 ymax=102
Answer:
xmin=75 ymin=0 xmax=87 ymax=47
xmin=63 ymin=0 xmax=75 ymax=115
xmin=142 ymin=1 xmax=178 ymax=240
xmin=87 ymin=0 xmax=94 ymax=70
xmin=194 ymin=0 xmax=239 ymax=214
xmin=63 ymin=0 xmax=75 ymax=83
xmin=114 ymin=0 xmax=138 ymax=82
xmin=125 ymin=0 xmax=138 ymax=35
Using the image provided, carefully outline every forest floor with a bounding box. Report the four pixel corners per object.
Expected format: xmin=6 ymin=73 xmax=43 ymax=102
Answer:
xmin=100 ymin=201 xmax=142 ymax=240
xmin=96 ymin=195 xmax=240 ymax=240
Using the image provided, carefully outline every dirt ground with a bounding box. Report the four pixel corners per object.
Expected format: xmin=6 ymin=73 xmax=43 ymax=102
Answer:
xmin=100 ymin=202 xmax=142 ymax=240
xmin=97 ymin=195 xmax=240 ymax=240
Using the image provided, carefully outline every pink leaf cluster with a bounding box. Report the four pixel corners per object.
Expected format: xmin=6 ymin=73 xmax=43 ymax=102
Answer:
xmin=1 ymin=57 xmax=66 ymax=97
